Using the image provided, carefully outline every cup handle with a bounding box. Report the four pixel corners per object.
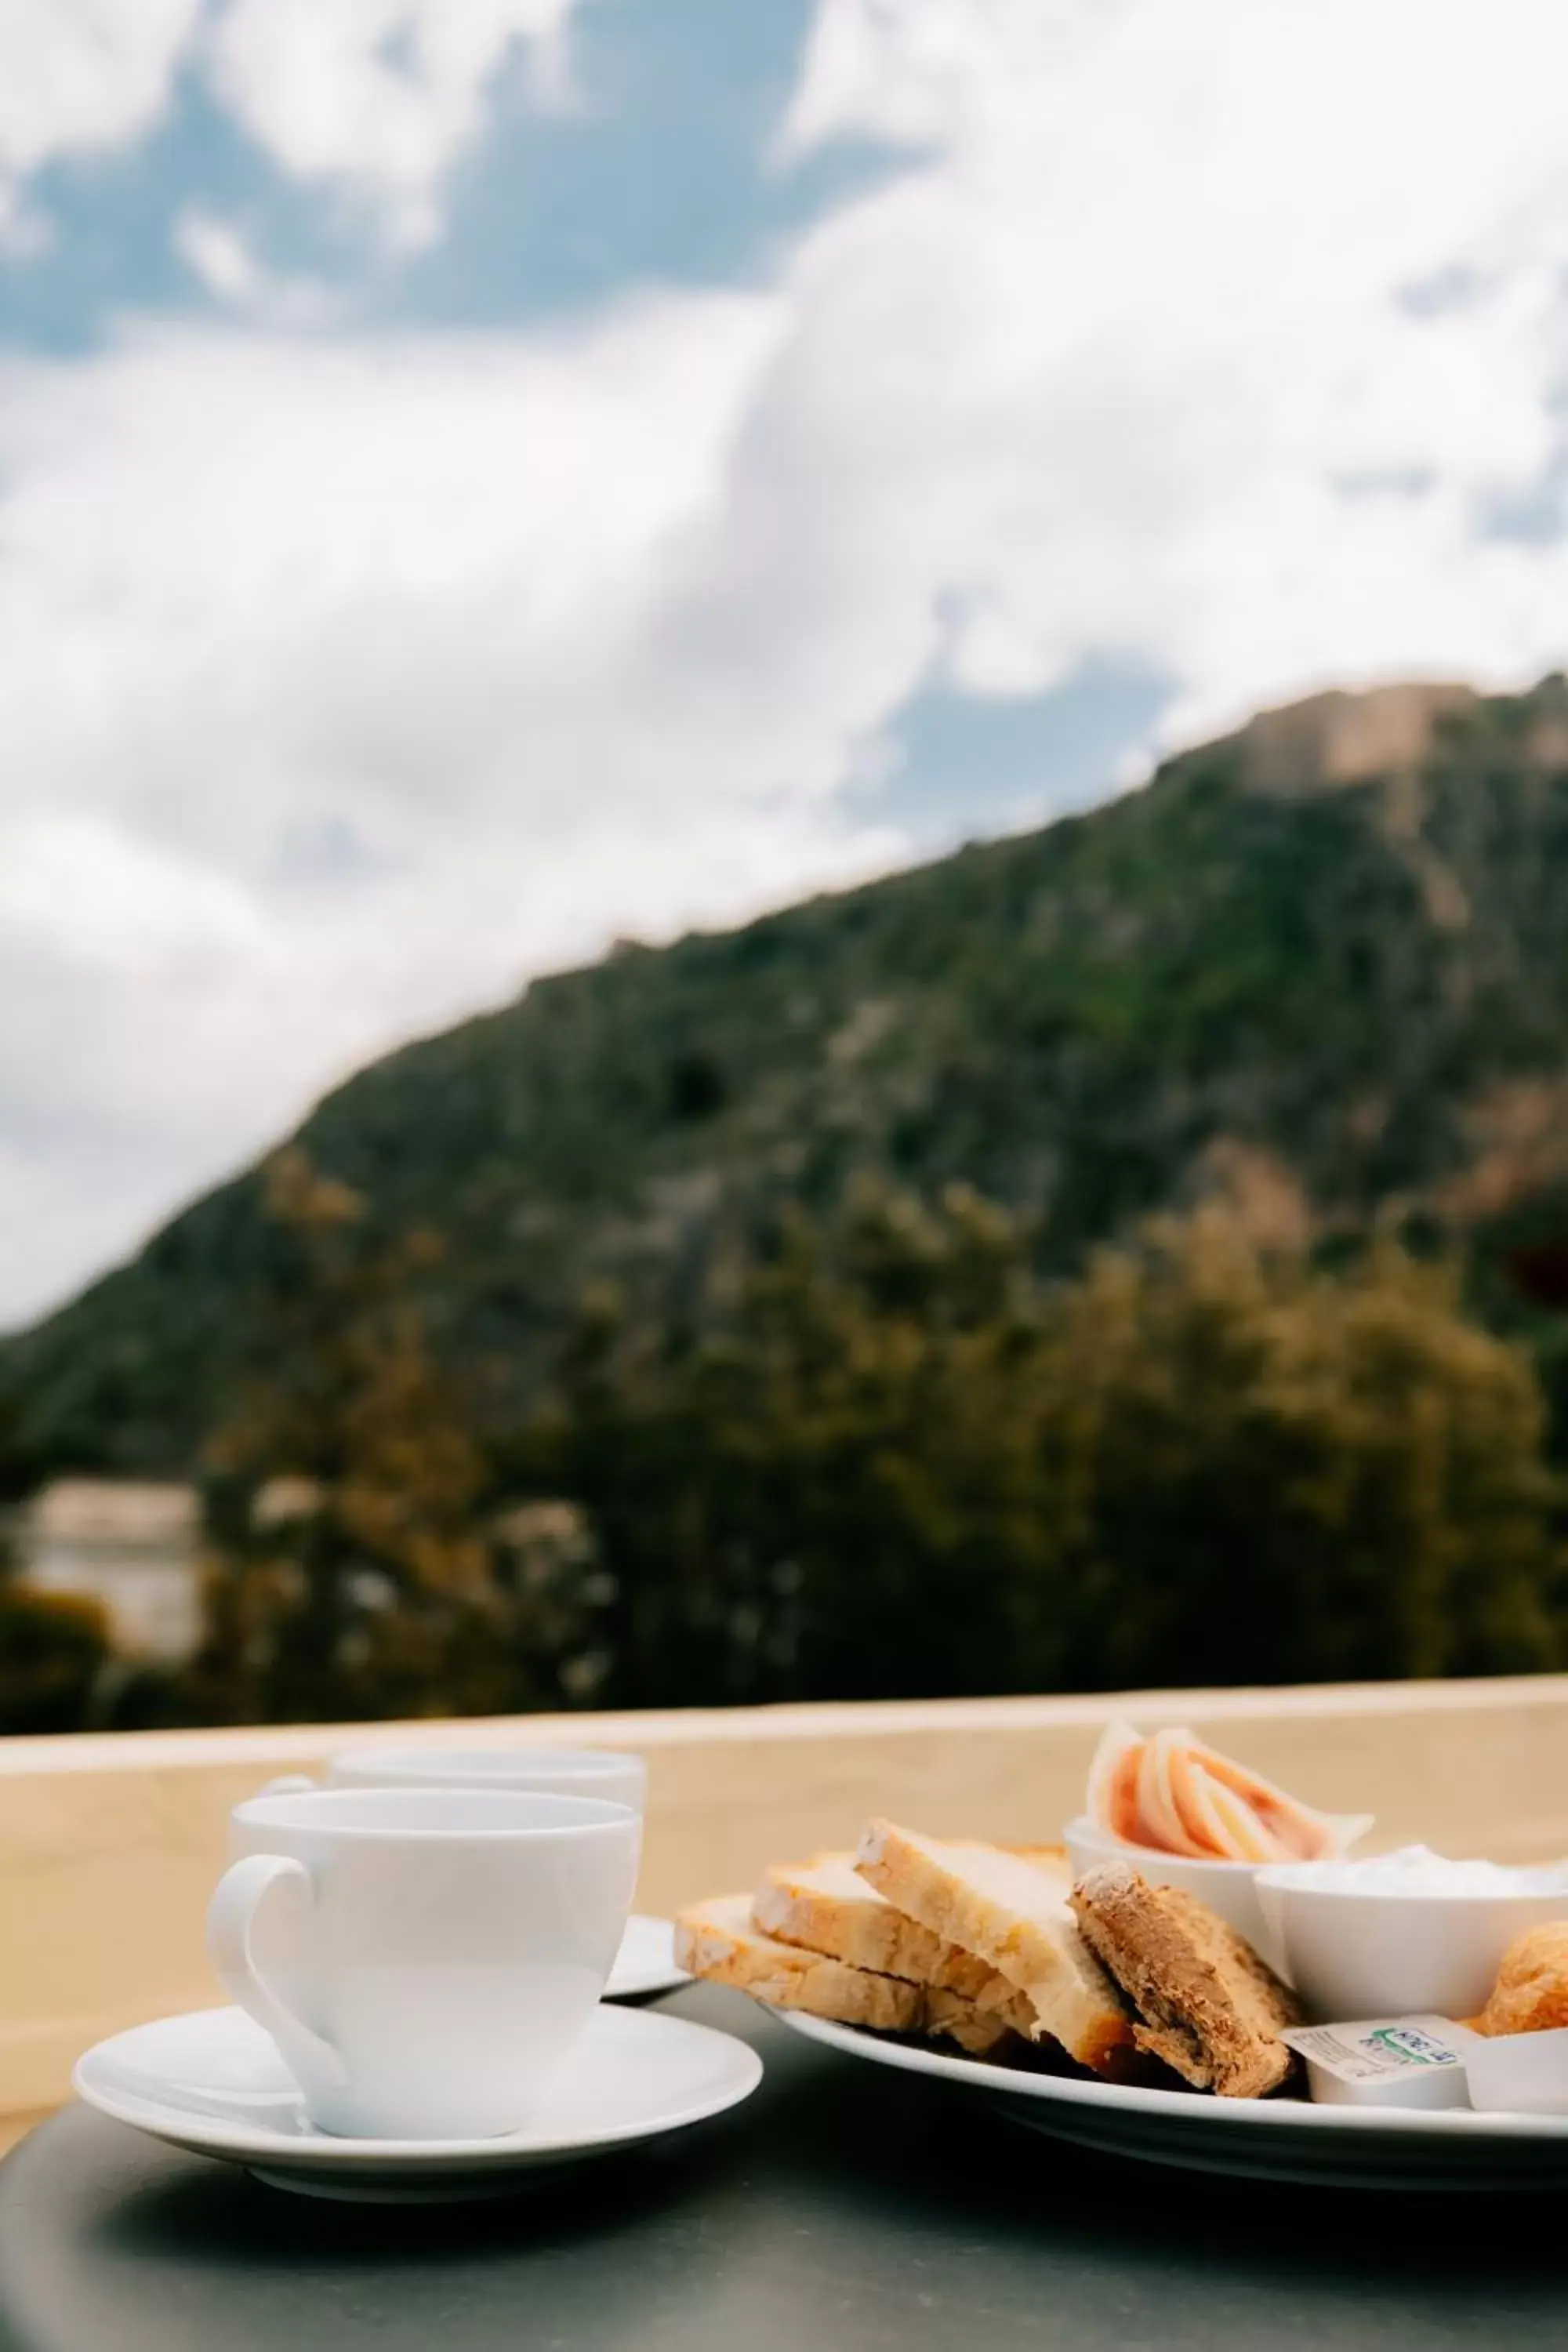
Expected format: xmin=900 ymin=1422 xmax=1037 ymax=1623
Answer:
xmin=257 ymin=1773 xmax=318 ymax=1798
xmin=206 ymin=1854 xmax=347 ymax=2099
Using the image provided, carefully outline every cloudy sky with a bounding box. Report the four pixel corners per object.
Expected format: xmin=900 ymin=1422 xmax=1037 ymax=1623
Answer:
xmin=4 ymin=0 xmax=1568 ymax=1330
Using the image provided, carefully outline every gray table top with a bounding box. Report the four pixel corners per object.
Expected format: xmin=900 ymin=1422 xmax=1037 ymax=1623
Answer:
xmin=2 ymin=1981 xmax=1564 ymax=2352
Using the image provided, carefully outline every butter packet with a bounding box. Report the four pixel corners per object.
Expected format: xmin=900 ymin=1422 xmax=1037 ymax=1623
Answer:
xmin=1280 ymin=2016 xmax=1471 ymax=2110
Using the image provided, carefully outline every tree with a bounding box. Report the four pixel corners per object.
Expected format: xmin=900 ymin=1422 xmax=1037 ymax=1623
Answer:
xmin=1033 ymin=1211 xmax=1563 ymax=1691
xmin=527 ymin=1181 xmax=1058 ymax=1706
xmin=170 ymin=1156 xmax=1566 ymax=1723
xmin=0 ymin=1585 xmax=113 ymax=1734
xmin=527 ymin=1191 xmax=1565 ymax=1708
xmin=182 ymin=1150 xmax=601 ymax=1725
xmin=0 ymin=1396 xmax=113 ymax=1735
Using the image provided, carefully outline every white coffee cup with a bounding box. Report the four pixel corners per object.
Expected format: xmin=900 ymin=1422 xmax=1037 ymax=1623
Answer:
xmin=262 ymin=1744 xmax=647 ymax=1817
xmin=209 ymin=1786 xmax=640 ymax=2140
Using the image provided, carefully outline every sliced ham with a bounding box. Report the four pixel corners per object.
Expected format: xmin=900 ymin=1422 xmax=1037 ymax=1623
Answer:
xmin=1085 ymin=1720 xmax=1370 ymax=1862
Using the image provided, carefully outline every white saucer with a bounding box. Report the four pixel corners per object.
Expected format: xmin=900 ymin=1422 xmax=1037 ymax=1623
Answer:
xmin=74 ymin=2002 xmax=760 ymax=2202
xmin=606 ymin=1914 xmax=688 ymax=2000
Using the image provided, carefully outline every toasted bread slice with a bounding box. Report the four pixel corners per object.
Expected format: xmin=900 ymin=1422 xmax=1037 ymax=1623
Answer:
xmin=675 ymin=1893 xmax=925 ymax=2031
xmin=753 ymin=1851 xmax=999 ymax=2000
xmin=855 ymin=1820 xmax=1131 ymax=2071
xmin=1069 ymin=1864 xmax=1302 ymax=2099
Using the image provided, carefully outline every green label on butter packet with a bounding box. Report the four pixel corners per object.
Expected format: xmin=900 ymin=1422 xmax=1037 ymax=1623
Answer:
xmin=1364 ymin=2026 xmax=1457 ymax=2068
xmin=1281 ymin=2017 xmax=1466 ymax=2081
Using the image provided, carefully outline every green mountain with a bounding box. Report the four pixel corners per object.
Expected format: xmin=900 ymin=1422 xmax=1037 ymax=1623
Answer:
xmin=9 ymin=674 xmax=1568 ymax=1478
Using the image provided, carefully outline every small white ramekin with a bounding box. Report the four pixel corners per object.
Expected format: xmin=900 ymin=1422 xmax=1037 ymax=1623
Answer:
xmin=1254 ymin=1867 xmax=1568 ymax=2024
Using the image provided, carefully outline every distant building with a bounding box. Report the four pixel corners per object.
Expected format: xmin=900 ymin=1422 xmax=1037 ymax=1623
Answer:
xmin=15 ymin=1480 xmax=201 ymax=1662
xmin=10 ymin=1480 xmax=608 ymax=1672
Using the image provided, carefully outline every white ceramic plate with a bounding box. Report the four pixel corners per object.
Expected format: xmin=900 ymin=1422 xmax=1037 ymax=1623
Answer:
xmin=776 ymin=2012 xmax=1568 ymax=2191
xmin=606 ymin=1914 xmax=688 ymax=2000
xmin=74 ymin=2002 xmax=760 ymax=2202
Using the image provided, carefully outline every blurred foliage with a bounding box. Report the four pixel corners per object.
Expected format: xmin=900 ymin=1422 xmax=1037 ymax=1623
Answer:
xmin=12 ymin=1152 xmax=1565 ymax=1731
xmin=523 ymin=1183 xmax=1564 ymax=1709
xmin=0 ymin=1393 xmax=47 ymax=1511
xmin=0 ymin=1394 xmax=114 ymax=1733
xmin=170 ymin=1152 xmax=609 ymax=1725
xmin=0 ymin=1583 xmax=112 ymax=1736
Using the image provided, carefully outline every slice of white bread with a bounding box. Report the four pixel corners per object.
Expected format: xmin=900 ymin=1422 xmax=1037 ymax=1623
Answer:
xmin=674 ymin=1893 xmax=1033 ymax=2059
xmin=855 ymin=1820 xmax=1132 ymax=2071
xmin=924 ymin=1983 xmax=1036 ymax=2059
xmin=752 ymin=1851 xmax=1000 ymax=2000
xmin=676 ymin=1893 xmax=926 ymax=2031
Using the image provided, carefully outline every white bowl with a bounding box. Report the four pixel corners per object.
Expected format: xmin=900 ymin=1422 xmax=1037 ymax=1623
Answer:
xmin=1461 ymin=2024 xmax=1568 ymax=2115
xmin=1254 ymin=1868 xmax=1568 ymax=2024
xmin=1064 ymin=1816 xmax=1277 ymax=1960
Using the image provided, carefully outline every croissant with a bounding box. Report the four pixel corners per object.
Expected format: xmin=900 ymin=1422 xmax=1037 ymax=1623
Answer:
xmin=1475 ymin=1922 xmax=1568 ymax=2037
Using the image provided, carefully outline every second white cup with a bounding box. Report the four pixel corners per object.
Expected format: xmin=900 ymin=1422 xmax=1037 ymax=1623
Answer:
xmin=264 ymin=1743 xmax=648 ymax=1818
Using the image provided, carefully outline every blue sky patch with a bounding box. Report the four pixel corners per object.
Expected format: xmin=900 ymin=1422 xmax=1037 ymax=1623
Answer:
xmin=863 ymin=655 xmax=1176 ymax=851
xmin=0 ymin=0 xmax=907 ymax=356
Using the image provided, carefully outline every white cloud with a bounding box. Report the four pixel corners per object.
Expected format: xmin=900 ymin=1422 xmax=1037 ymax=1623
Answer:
xmin=7 ymin=0 xmax=1568 ymax=1328
xmin=0 ymin=0 xmax=200 ymax=228
xmin=779 ymin=0 xmax=1098 ymax=160
xmin=0 ymin=0 xmax=579 ymax=262
xmin=173 ymin=207 xmax=267 ymax=303
xmin=777 ymin=0 xmax=1568 ymax=750
xmin=172 ymin=205 xmax=335 ymax=325
xmin=205 ymin=0 xmax=581 ymax=250
xmin=0 ymin=814 xmax=276 ymax=975
xmin=0 ymin=298 xmax=906 ymax=1323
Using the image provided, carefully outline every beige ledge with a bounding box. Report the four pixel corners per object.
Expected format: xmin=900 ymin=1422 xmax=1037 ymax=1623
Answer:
xmin=2 ymin=1675 xmax=1566 ymax=2122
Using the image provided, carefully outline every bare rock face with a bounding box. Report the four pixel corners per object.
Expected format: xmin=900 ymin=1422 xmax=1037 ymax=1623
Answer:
xmin=1229 ymin=681 xmax=1479 ymax=797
